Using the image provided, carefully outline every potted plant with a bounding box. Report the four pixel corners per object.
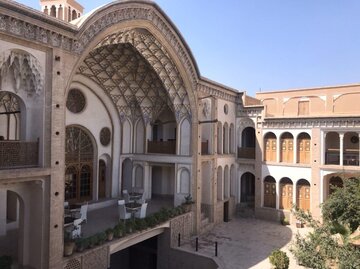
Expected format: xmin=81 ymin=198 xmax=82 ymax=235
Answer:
xmin=96 ymin=232 xmax=107 ymax=245
xmin=105 ymin=228 xmax=114 ymax=241
xmin=281 ymin=217 xmax=290 ymax=226
xmin=296 ymin=219 xmax=304 ymax=228
xmin=113 ymin=223 xmax=125 ymax=238
xmin=182 ymin=194 xmax=194 ymax=212
xmin=75 ymin=238 xmax=88 ymax=252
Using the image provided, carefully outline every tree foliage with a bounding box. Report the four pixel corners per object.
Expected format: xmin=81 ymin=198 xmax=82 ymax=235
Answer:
xmin=291 ymin=176 xmax=360 ymax=269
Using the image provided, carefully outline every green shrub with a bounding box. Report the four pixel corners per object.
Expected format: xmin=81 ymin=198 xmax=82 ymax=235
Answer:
xmin=0 ymin=256 xmax=12 ymax=269
xmin=269 ymin=249 xmax=289 ymax=269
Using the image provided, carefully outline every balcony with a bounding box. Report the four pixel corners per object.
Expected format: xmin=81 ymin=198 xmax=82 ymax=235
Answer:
xmin=237 ymin=147 xmax=255 ymax=159
xmin=325 ymin=149 xmax=359 ymax=166
xmin=0 ymin=140 xmax=39 ymax=169
xmin=147 ymin=140 xmax=176 ymax=154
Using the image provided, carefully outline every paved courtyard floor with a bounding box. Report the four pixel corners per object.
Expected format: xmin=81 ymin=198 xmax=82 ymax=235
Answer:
xmin=180 ymin=217 xmax=310 ymax=269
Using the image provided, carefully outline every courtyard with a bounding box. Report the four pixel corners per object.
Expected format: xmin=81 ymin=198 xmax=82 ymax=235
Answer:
xmin=180 ymin=217 xmax=309 ymax=269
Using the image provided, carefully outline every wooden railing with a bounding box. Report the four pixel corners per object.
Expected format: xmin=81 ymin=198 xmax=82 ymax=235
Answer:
xmin=237 ymin=147 xmax=255 ymax=159
xmin=147 ymin=140 xmax=176 ymax=154
xmin=0 ymin=140 xmax=39 ymax=169
xmin=201 ymin=140 xmax=209 ymax=155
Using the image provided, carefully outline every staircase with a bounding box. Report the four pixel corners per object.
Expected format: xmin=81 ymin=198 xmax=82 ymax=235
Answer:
xmin=200 ymin=211 xmax=213 ymax=234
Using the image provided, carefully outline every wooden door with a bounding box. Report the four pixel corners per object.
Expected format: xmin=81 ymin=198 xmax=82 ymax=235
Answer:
xmin=298 ymin=138 xmax=310 ymax=164
xmin=281 ymin=139 xmax=293 ymax=163
xmin=264 ymin=182 xmax=276 ymax=208
xmin=280 ymin=184 xmax=293 ymax=209
xmin=265 ymin=138 xmax=276 ymax=161
xmin=98 ymin=160 xmax=106 ymax=199
xmin=297 ymin=185 xmax=310 ymax=210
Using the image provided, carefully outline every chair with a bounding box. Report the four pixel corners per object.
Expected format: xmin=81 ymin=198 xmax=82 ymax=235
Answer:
xmin=118 ymin=200 xmax=131 ymax=221
xmin=134 ymin=203 xmax=148 ymax=219
xmin=72 ymin=218 xmax=82 ymax=238
xmin=123 ymin=192 xmax=133 ymax=203
xmin=80 ymin=203 xmax=88 ymax=223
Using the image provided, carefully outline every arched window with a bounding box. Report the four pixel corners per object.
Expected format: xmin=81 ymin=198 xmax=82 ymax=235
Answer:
xmin=223 ymin=123 xmax=229 ymax=154
xmin=263 ymin=176 xmax=276 ymax=208
xmin=325 ymin=132 xmax=340 ymax=165
xmin=297 ymin=133 xmax=311 ymax=164
xmin=328 ymin=176 xmax=343 ymax=196
xmin=217 ymin=166 xmax=223 ymax=200
xmin=179 ymin=169 xmax=190 ymax=194
xmin=279 ymin=177 xmax=293 ymax=210
xmin=217 ymin=122 xmax=223 ymax=154
xmin=0 ymin=92 xmax=21 ymax=140
xmin=72 ymin=9 xmax=77 ymax=20
xmin=240 ymin=127 xmax=256 ymax=159
xmin=264 ymin=132 xmax=276 ymax=162
xmin=280 ymin=132 xmax=294 ymax=163
xmin=240 ymin=172 xmax=255 ymax=206
xmin=65 ymin=126 xmax=95 ymax=202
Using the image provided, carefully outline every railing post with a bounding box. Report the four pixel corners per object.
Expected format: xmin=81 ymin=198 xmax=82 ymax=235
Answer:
xmin=195 ymin=237 xmax=198 ymax=252
xmin=215 ymin=241 xmax=218 ymax=256
xmin=178 ymin=233 xmax=181 ymax=247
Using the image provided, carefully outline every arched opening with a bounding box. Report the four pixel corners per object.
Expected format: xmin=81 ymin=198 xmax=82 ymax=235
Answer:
xmin=263 ymin=176 xmax=276 ymax=208
xmin=325 ymin=132 xmax=340 ymax=165
xmin=239 ymin=127 xmax=255 ymax=159
xmin=343 ymin=132 xmax=359 ymax=166
xmin=217 ymin=122 xmax=223 ymax=154
xmin=122 ymin=158 xmax=133 ymax=191
xmin=230 ymin=164 xmax=236 ymax=197
xmin=148 ymin=107 xmax=177 ymax=154
xmin=178 ymin=168 xmax=190 ymax=194
xmin=0 ymin=92 xmax=21 ymax=141
xmin=98 ymin=159 xmax=106 ymax=199
xmin=240 ymin=172 xmax=255 ymax=207
xmin=223 ymin=123 xmax=229 ymax=154
xmin=122 ymin=119 xmax=132 ymax=154
xmin=224 ymin=165 xmax=229 ymax=198
xmin=328 ymin=176 xmax=343 ymax=196
xmin=65 ymin=126 xmax=95 ymax=203
xmin=134 ymin=165 xmax=144 ymax=189
xmin=229 ymin=123 xmax=235 ymax=154
xmin=217 ymin=166 xmax=223 ymax=201
xmin=58 ymin=5 xmax=63 ymax=20
xmin=297 ymin=133 xmax=311 ymax=164
xmin=72 ymin=9 xmax=77 ymax=20
xmin=135 ymin=119 xmax=145 ymax=154
xmin=50 ymin=5 xmax=56 ymax=17
xmin=279 ymin=177 xmax=293 ymax=210
xmin=264 ymin=132 xmax=276 ymax=162
xmin=280 ymin=132 xmax=294 ymax=163
xmin=296 ymin=179 xmax=310 ymax=210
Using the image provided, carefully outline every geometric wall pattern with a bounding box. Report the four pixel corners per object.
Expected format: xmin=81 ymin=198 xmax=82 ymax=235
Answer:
xmin=78 ymin=29 xmax=191 ymax=123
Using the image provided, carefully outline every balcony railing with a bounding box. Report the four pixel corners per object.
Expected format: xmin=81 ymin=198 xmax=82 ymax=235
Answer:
xmin=147 ymin=140 xmax=176 ymax=154
xmin=201 ymin=140 xmax=209 ymax=155
xmin=0 ymin=140 xmax=39 ymax=169
xmin=325 ymin=149 xmax=359 ymax=166
xmin=237 ymin=147 xmax=255 ymax=159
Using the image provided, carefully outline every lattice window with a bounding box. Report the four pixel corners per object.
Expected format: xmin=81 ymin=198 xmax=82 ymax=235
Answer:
xmin=64 ymin=258 xmax=81 ymax=269
xmin=0 ymin=92 xmax=21 ymax=140
xmin=66 ymin=89 xmax=86 ymax=113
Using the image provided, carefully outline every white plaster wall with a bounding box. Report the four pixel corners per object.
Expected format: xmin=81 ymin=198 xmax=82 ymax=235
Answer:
xmin=261 ymin=164 xmax=312 ymax=184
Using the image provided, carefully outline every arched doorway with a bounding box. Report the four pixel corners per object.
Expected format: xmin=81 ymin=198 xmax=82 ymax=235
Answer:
xmin=263 ymin=176 xmax=276 ymax=208
xmin=280 ymin=132 xmax=294 ymax=163
xmin=296 ymin=179 xmax=310 ymax=210
xmin=280 ymin=177 xmax=293 ymax=210
xmin=122 ymin=158 xmax=133 ymax=191
xmin=240 ymin=172 xmax=255 ymax=207
xmin=264 ymin=132 xmax=276 ymax=161
xmin=217 ymin=166 xmax=223 ymax=200
xmin=297 ymin=133 xmax=311 ymax=164
xmin=65 ymin=126 xmax=95 ymax=203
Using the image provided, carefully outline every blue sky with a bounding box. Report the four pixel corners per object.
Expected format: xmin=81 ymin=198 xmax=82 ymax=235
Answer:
xmin=16 ymin=0 xmax=360 ymax=96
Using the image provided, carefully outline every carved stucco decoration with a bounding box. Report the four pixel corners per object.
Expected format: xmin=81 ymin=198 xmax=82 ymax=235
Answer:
xmin=0 ymin=50 xmax=44 ymax=96
xmin=78 ymin=30 xmax=191 ymax=123
xmin=198 ymin=83 xmax=237 ymax=103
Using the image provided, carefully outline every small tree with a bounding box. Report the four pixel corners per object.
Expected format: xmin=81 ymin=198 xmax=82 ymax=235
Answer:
xmin=291 ymin=176 xmax=360 ymax=269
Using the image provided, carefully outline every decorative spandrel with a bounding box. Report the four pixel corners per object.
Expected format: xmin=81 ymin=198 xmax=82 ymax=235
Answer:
xmin=66 ymin=89 xmax=86 ymax=113
xmin=0 ymin=92 xmax=20 ymax=112
xmin=100 ymin=127 xmax=111 ymax=146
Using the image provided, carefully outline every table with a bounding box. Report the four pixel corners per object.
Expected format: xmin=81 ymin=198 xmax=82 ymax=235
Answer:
xmin=125 ymin=202 xmax=142 ymax=220
xmin=64 ymin=217 xmax=76 ymax=228
xmin=65 ymin=204 xmax=81 ymax=218
xmin=128 ymin=192 xmax=143 ymax=202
